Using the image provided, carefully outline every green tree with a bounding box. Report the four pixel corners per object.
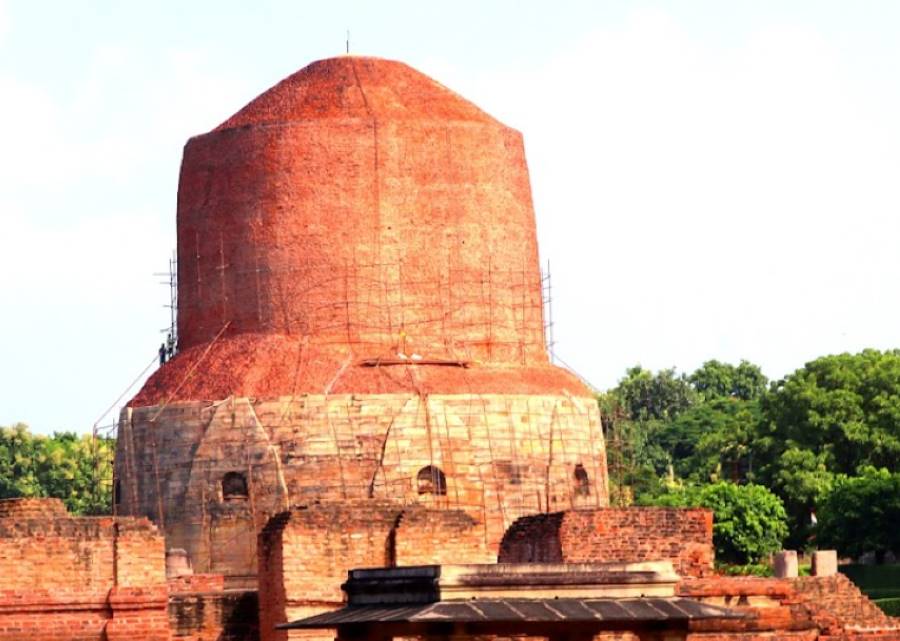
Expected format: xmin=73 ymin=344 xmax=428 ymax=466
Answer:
xmin=690 ymin=360 xmax=768 ymax=401
xmin=599 ymin=392 xmax=662 ymax=505
xmin=0 ymin=424 xmax=114 ymax=515
xmin=661 ymin=397 xmax=761 ymax=483
xmin=609 ymin=361 xmax=766 ymax=489
xmin=817 ymin=467 xmax=900 ymax=561
xmin=640 ymin=481 xmax=788 ymax=564
xmin=0 ymin=424 xmax=42 ymax=498
xmin=757 ymin=349 xmax=900 ymax=543
xmin=616 ymin=365 xmax=696 ymax=421
xmin=600 ymin=366 xmax=697 ymax=503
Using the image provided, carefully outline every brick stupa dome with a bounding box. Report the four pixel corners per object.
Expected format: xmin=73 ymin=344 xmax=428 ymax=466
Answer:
xmin=118 ymin=57 xmax=607 ymax=581
xmin=132 ymin=56 xmax=587 ymax=404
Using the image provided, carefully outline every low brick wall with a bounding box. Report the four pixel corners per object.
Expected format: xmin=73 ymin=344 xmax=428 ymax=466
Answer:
xmin=679 ymin=575 xmax=900 ymax=640
xmin=499 ymin=507 xmax=714 ymax=577
xmin=0 ymin=498 xmax=170 ymax=641
xmin=257 ymin=500 xmax=494 ymax=641
xmin=794 ymin=574 xmax=900 ymax=634
xmin=0 ymin=496 xmax=68 ymax=518
xmin=392 ymin=507 xmax=491 ymax=566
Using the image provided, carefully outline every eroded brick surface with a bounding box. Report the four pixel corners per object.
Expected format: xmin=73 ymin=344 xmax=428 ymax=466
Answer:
xmin=499 ymin=507 xmax=714 ymax=578
xmin=117 ymin=55 xmax=608 ymax=585
xmin=0 ymin=498 xmax=169 ymax=641
xmin=117 ymin=392 xmax=607 ymax=579
xmin=257 ymin=501 xmax=493 ymax=641
xmin=681 ymin=575 xmax=900 ymax=640
xmin=168 ymin=588 xmax=258 ymax=641
xmin=794 ymin=575 xmax=900 ymax=633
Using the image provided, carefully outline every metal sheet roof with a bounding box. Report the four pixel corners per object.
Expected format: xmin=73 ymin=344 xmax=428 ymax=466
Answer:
xmin=280 ymin=597 xmax=742 ymax=629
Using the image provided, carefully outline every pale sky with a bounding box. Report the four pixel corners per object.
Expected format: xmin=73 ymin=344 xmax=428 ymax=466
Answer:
xmin=2 ymin=1 xmax=899 ymax=433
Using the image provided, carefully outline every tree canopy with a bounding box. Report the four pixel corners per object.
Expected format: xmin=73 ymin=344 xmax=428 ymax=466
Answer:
xmin=640 ymin=481 xmax=788 ymax=565
xmin=817 ymin=467 xmax=900 ymax=561
xmin=756 ymin=349 xmax=900 ymax=544
xmin=601 ymin=350 xmax=900 ymax=554
xmin=0 ymin=423 xmax=113 ymax=515
xmin=690 ymin=360 xmax=768 ymax=402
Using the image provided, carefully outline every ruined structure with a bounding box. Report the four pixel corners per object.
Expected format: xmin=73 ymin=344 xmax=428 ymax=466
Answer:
xmin=22 ymin=53 xmax=884 ymax=641
xmin=0 ymin=498 xmax=170 ymax=641
xmin=115 ymin=56 xmax=608 ymax=583
xmin=2 ymin=497 xmax=895 ymax=641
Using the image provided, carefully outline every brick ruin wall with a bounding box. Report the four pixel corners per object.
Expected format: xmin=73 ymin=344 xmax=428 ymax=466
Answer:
xmin=499 ymin=507 xmax=714 ymax=578
xmin=793 ymin=574 xmax=900 ymax=637
xmin=116 ymin=391 xmax=607 ymax=580
xmin=0 ymin=497 xmax=896 ymax=641
xmin=680 ymin=575 xmax=900 ymax=641
xmin=0 ymin=498 xmax=169 ymax=641
xmin=495 ymin=509 xmax=898 ymax=639
xmin=168 ymin=574 xmax=258 ymax=641
xmin=255 ymin=502 xmax=899 ymax=641
xmin=257 ymin=501 xmax=494 ymax=641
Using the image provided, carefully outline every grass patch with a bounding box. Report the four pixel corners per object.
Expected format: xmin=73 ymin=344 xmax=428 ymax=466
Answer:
xmin=717 ymin=562 xmax=773 ymax=577
xmin=841 ymin=564 xmax=900 ymax=601
xmin=875 ymin=597 xmax=900 ymax=617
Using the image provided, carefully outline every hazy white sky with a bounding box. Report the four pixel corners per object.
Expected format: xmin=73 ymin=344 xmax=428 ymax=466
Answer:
xmin=1 ymin=1 xmax=899 ymax=433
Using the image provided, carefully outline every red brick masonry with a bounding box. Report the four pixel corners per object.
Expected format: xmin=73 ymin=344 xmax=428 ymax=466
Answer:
xmin=0 ymin=498 xmax=169 ymax=641
xmin=499 ymin=507 xmax=715 ymax=578
xmin=257 ymin=501 xmax=494 ymax=641
xmin=681 ymin=575 xmax=900 ymax=640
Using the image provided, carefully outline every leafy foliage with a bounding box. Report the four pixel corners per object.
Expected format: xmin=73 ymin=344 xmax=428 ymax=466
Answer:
xmin=602 ymin=361 xmax=765 ymax=503
xmin=601 ymin=366 xmax=698 ymax=503
xmin=817 ymin=468 xmax=900 ymax=561
xmin=0 ymin=424 xmax=113 ymax=515
xmin=640 ymin=481 xmax=788 ymax=564
xmin=757 ymin=349 xmax=900 ymax=544
xmin=603 ymin=350 xmax=900 ymax=553
xmin=615 ymin=365 xmax=697 ymax=422
xmin=690 ymin=359 xmax=768 ymax=402
xmin=660 ymin=397 xmax=761 ymax=483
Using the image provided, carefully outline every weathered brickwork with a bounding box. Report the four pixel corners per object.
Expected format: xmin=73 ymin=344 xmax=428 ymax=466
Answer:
xmin=117 ymin=55 xmax=608 ymax=586
xmin=117 ymin=392 xmax=606 ymax=580
xmin=392 ymin=507 xmax=491 ymax=566
xmin=499 ymin=507 xmax=714 ymax=578
xmin=0 ymin=497 xmax=68 ymax=518
xmin=0 ymin=498 xmax=170 ymax=641
xmin=257 ymin=501 xmax=494 ymax=641
xmin=681 ymin=575 xmax=900 ymax=641
xmin=172 ymin=57 xmax=545 ymax=365
xmin=168 ymin=581 xmax=258 ymax=641
xmin=74 ymin=52 xmax=900 ymax=641
xmin=794 ymin=574 xmax=900 ymax=634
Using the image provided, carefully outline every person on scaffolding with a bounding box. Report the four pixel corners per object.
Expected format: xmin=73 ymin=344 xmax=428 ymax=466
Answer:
xmin=159 ymin=342 xmax=168 ymax=365
xmin=166 ymin=332 xmax=176 ymax=359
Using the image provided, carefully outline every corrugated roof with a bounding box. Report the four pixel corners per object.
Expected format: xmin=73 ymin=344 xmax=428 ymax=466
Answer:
xmin=280 ymin=597 xmax=742 ymax=629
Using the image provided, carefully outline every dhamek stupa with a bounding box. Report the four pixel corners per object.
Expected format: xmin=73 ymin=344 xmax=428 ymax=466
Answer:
xmin=114 ymin=56 xmax=608 ymax=585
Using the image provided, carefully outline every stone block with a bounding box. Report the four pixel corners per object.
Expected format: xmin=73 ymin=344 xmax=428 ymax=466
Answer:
xmin=774 ymin=550 xmax=799 ymax=578
xmin=166 ymin=548 xmax=193 ymax=578
xmin=812 ymin=549 xmax=838 ymax=577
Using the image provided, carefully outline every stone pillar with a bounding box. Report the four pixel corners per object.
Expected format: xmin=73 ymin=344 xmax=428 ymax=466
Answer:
xmin=166 ymin=548 xmax=193 ymax=578
xmin=773 ymin=550 xmax=798 ymax=578
xmin=812 ymin=550 xmax=838 ymax=577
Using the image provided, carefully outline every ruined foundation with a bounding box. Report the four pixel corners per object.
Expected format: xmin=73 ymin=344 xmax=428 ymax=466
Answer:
xmin=117 ymin=392 xmax=606 ymax=581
